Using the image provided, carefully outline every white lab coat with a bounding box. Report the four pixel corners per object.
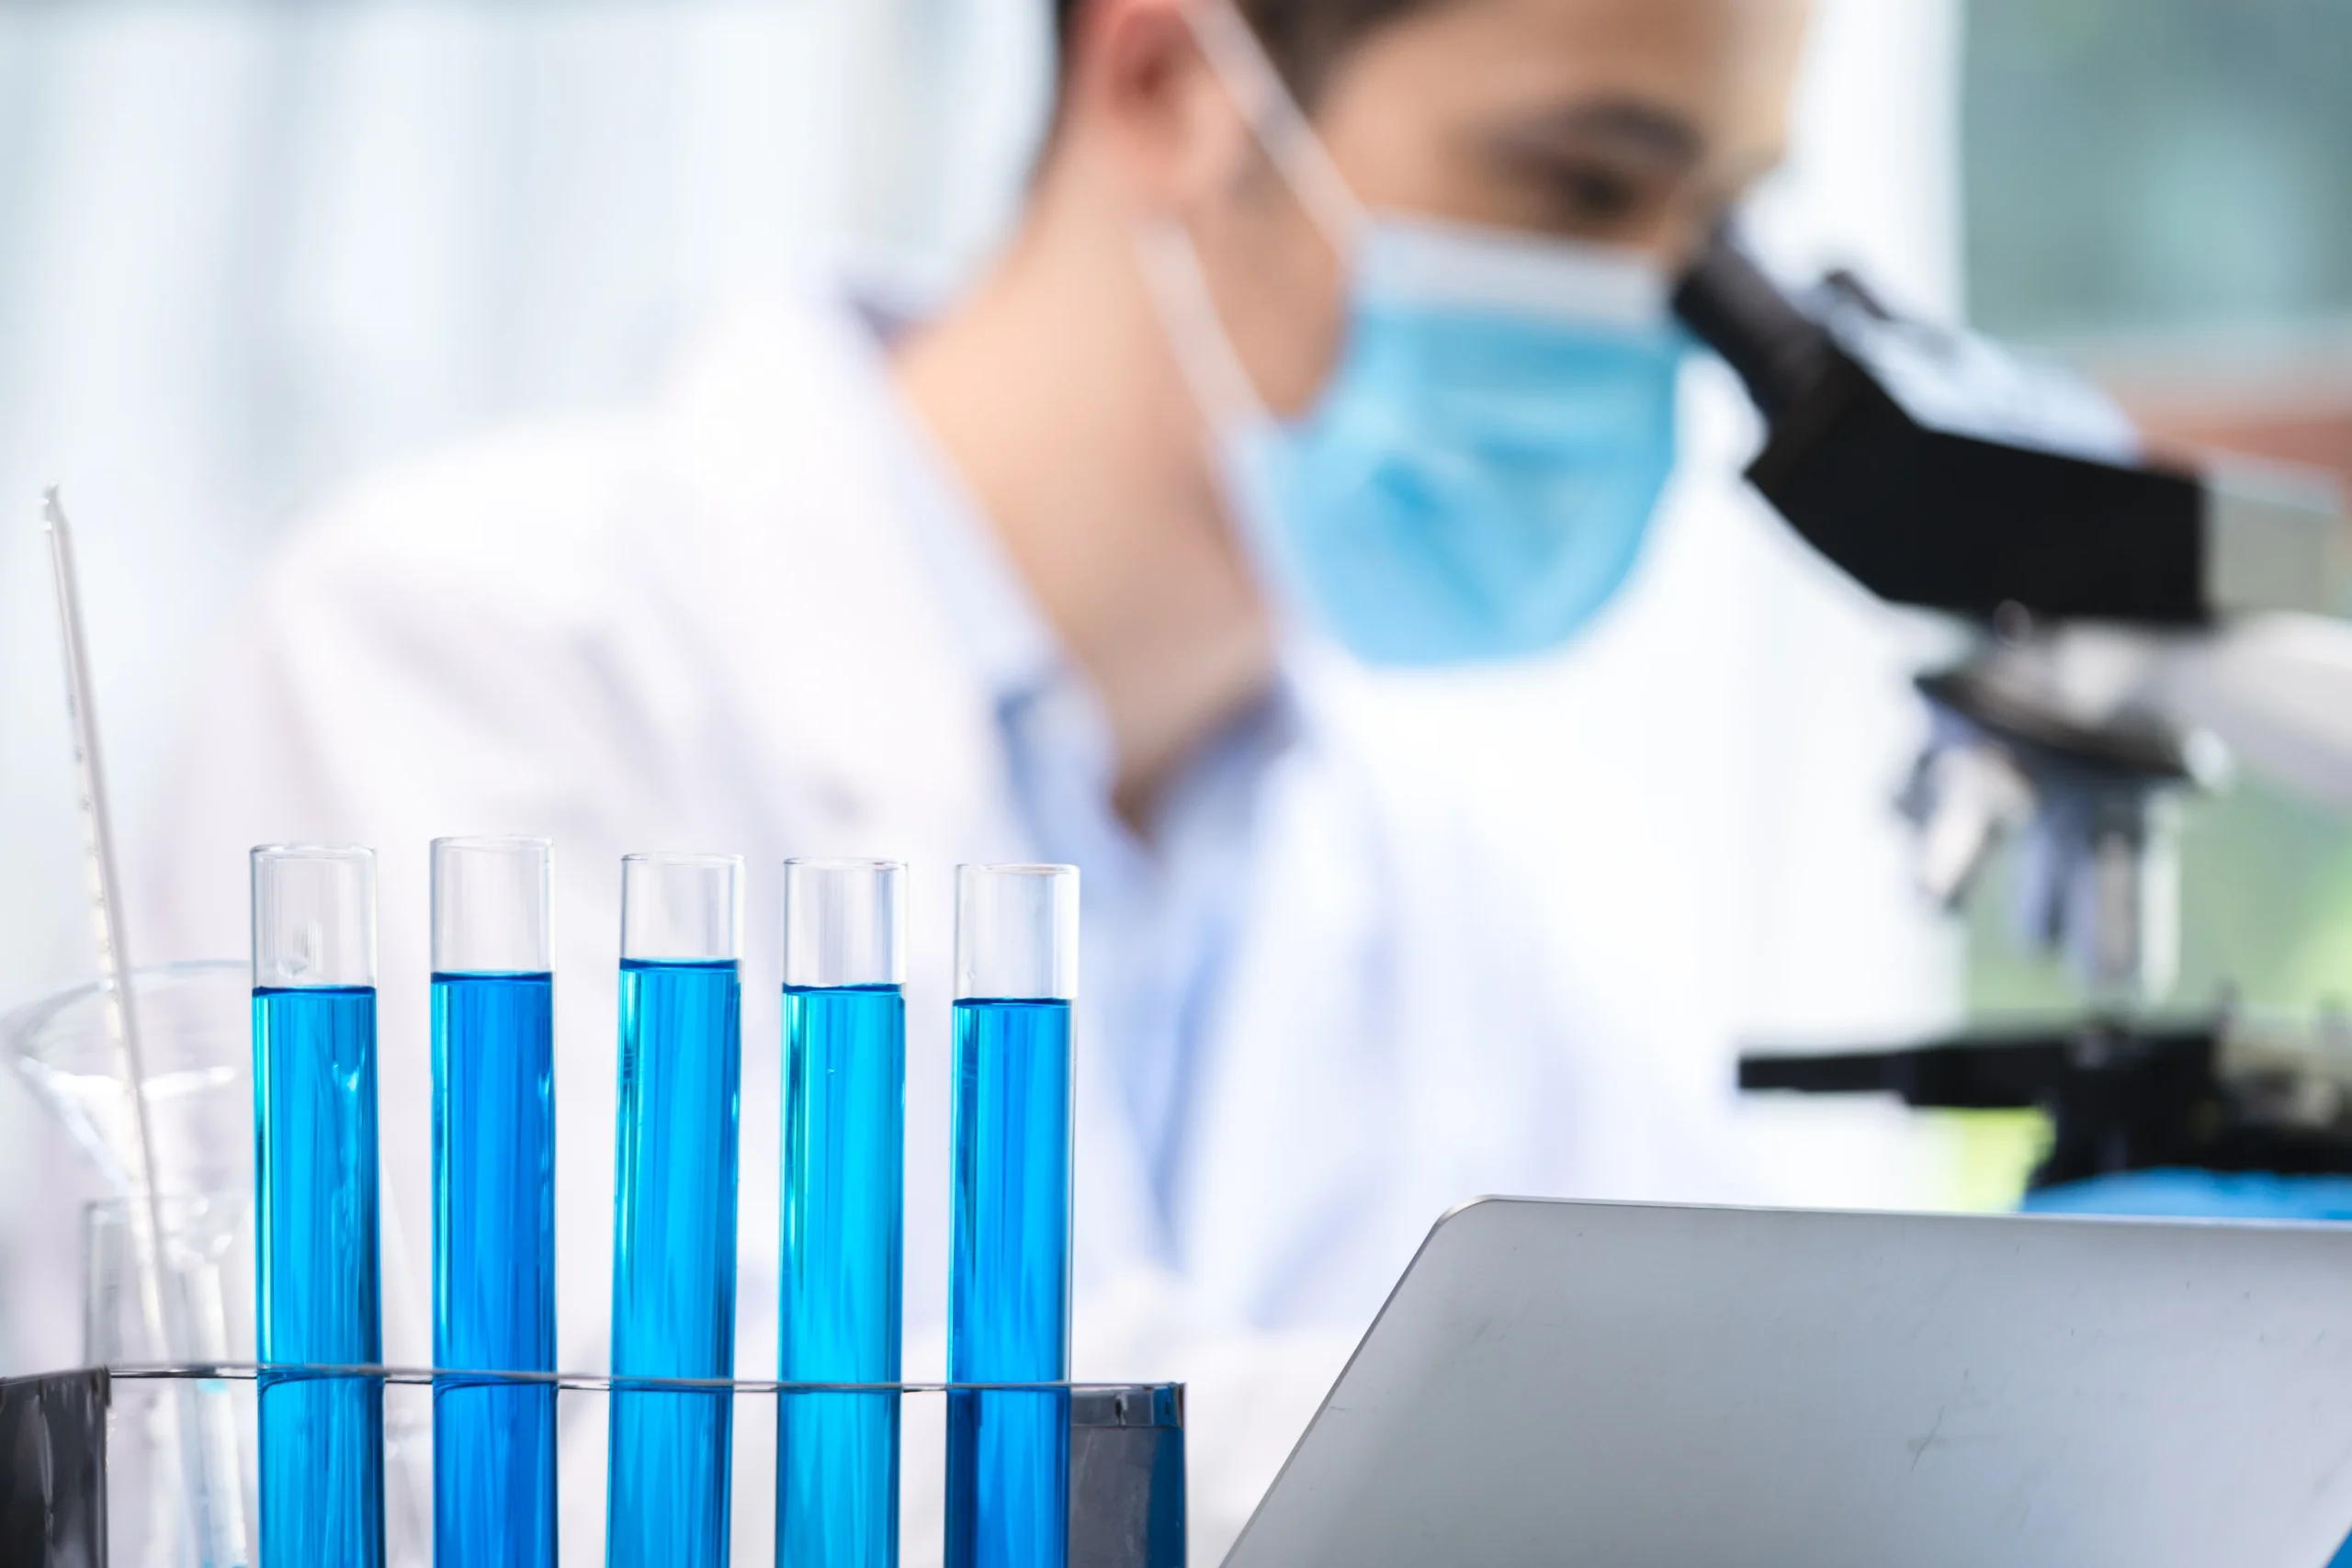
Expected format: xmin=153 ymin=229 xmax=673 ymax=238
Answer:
xmin=145 ymin=290 xmax=1752 ymax=1562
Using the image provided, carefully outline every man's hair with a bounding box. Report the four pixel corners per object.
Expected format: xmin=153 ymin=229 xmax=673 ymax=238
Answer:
xmin=1053 ymin=0 xmax=1439 ymax=104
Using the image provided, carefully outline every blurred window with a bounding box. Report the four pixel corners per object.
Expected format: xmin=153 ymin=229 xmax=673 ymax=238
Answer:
xmin=1964 ymin=0 xmax=2352 ymax=341
xmin=1960 ymin=0 xmax=2352 ymax=1023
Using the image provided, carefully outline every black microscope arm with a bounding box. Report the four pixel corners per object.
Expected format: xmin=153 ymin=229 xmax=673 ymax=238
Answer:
xmin=1739 ymin=1026 xmax=2352 ymax=1190
xmin=1671 ymin=228 xmax=2211 ymax=624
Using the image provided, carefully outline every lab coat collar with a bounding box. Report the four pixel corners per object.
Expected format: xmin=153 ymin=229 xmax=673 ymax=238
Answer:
xmin=883 ymin=369 xmax=1067 ymax=716
xmin=649 ymin=284 xmax=1170 ymax=1300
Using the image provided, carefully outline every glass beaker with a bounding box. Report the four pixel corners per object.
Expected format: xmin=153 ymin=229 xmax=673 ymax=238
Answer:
xmin=85 ymin=1191 xmax=255 ymax=1568
xmin=7 ymin=960 xmax=250 ymax=1200
xmin=7 ymin=961 xmax=255 ymax=1567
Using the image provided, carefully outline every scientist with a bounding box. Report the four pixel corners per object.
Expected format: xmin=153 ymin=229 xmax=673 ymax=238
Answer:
xmin=150 ymin=0 xmax=1810 ymax=1551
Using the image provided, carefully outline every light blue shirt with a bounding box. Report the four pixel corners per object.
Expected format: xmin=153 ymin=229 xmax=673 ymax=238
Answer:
xmin=889 ymin=382 xmax=1298 ymax=1257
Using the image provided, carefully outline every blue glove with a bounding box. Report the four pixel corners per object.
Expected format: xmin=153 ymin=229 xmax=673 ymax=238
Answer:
xmin=2028 ymin=1169 xmax=2352 ymax=1567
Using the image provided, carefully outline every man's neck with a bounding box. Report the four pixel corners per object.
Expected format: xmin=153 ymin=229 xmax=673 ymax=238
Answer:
xmin=892 ymin=175 xmax=1277 ymax=830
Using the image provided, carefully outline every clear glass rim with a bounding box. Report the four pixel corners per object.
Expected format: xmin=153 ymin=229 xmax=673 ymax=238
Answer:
xmin=784 ymin=855 xmax=904 ymax=874
xmin=253 ymin=845 xmax=377 ymax=987
xmin=621 ymin=851 xmax=743 ymax=960
xmin=431 ymin=834 xmax=552 ymax=854
xmin=250 ymin=842 xmax=374 ymax=863
xmin=5 ymin=961 xmax=245 ymax=1079
xmin=783 ymin=857 xmax=905 ymax=986
xmin=954 ymin=862 xmax=1078 ymax=999
xmin=433 ymin=836 xmax=553 ymax=971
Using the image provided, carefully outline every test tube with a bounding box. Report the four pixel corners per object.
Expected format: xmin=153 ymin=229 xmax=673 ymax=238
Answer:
xmin=607 ymin=852 xmax=744 ymax=1568
xmin=778 ymin=859 xmax=909 ymax=1568
xmin=432 ymin=837 xmax=557 ymax=1568
xmin=252 ymin=844 xmax=385 ymax=1568
xmin=946 ymin=864 xmax=1079 ymax=1568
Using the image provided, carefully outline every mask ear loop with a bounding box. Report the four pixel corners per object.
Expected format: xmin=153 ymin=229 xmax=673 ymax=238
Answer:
xmin=1134 ymin=217 xmax=1269 ymax=427
xmin=1183 ymin=0 xmax=1366 ymax=253
xmin=1136 ymin=6 xmax=1371 ymax=663
xmin=1139 ymin=0 xmax=1368 ymax=430
xmin=1133 ymin=214 xmax=1330 ymax=660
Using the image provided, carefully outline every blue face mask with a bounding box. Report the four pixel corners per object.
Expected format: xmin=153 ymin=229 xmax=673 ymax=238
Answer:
xmin=1230 ymin=220 xmax=1686 ymax=666
xmin=1164 ymin=4 xmax=1688 ymax=668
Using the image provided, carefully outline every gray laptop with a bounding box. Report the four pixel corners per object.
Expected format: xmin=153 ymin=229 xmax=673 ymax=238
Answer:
xmin=1225 ymin=1198 xmax=2352 ymax=1568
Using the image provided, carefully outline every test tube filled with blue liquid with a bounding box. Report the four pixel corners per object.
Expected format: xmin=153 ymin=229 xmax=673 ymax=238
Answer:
xmin=947 ymin=863 xmax=1079 ymax=1568
xmin=778 ymin=859 xmax=908 ymax=1568
xmin=432 ymin=837 xmax=558 ymax=1567
xmin=607 ymin=852 xmax=743 ymax=1568
xmin=252 ymin=844 xmax=385 ymax=1568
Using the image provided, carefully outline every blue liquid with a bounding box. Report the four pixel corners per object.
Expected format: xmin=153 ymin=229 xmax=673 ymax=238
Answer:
xmin=946 ymin=998 xmax=1073 ymax=1568
xmin=254 ymin=985 xmax=384 ymax=1568
xmin=433 ymin=972 xmax=557 ymax=1568
xmin=778 ymin=985 xmax=906 ymax=1568
xmin=608 ymin=958 xmax=742 ymax=1568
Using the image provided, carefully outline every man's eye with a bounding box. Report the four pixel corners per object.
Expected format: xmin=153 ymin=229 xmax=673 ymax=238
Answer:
xmin=1555 ymin=164 xmax=1643 ymax=222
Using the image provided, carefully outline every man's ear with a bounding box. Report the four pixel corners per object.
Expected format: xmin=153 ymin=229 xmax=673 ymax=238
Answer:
xmin=1064 ymin=0 xmax=1259 ymax=219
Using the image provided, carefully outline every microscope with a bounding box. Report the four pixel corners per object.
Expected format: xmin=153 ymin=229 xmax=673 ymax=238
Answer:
xmin=1673 ymin=230 xmax=2352 ymax=1192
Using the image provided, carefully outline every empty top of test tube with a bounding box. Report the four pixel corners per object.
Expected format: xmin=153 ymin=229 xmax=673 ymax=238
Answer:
xmin=432 ymin=836 xmax=552 ymax=975
xmin=620 ymin=852 xmax=743 ymax=964
xmin=955 ymin=863 xmax=1078 ymax=1001
xmin=252 ymin=844 xmax=377 ymax=989
xmin=784 ymin=858 xmax=905 ymax=989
